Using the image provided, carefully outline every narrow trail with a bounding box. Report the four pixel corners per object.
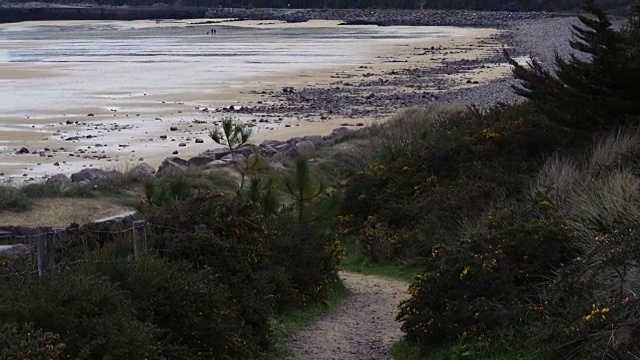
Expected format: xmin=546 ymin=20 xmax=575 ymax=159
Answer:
xmin=288 ymin=271 xmax=410 ymax=360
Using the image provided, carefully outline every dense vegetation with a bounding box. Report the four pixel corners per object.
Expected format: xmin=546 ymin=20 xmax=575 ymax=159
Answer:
xmin=338 ymin=1 xmax=640 ymax=358
xmin=3 ymin=0 xmax=634 ymax=12
xmin=2 ymin=0 xmax=640 ymax=359
xmin=0 ymin=159 xmax=344 ymax=359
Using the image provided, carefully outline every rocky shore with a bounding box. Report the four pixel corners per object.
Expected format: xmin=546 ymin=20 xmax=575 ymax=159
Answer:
xmin=215 ymin=16 xmax=581 ymax=119
xmin=205 ymin=8 xmax=563 ymax=28
xmin=1 ymin=12 xmax=585 ymax=184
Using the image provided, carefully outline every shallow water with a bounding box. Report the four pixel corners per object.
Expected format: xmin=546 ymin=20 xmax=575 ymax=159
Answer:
xmin=0 ymin=20 xmax=474 ymax=118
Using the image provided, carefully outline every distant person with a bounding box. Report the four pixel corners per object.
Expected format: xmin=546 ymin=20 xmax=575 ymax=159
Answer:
xmin=212 ymin=28 xmax=216 ymax=35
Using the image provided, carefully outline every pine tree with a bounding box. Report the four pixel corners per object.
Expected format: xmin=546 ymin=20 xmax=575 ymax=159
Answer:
xmin=505 ymin=0 xmax=640 ymax=133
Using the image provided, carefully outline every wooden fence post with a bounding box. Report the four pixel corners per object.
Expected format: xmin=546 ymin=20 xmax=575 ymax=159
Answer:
xmin=46 ymin=232 xmax=56 ymax=271
xmin=36 ymin=233 xmax=47 ymax=281
xmin=132 ymin=220 xmax=147 ymax=259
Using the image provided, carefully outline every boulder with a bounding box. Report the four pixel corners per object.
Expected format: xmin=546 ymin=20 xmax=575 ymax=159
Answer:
xmin=157 ymin=157 xmax=187 ymax=176
xmin=187 ymin=156 xmax=215 ymax=167
xmin=258 ymin=145 xmax=278 ymax=157
xmin=198 ymin=148 xmax=231 ymax=160
xmin=234 ymin=146 xmax=255 ymax=158
xmin=45 ymin=174 xmax=71 ymax=185
xmin=15 ymin=147 xmax=29 ymax=154
xmin=323 ymin=127 xmax=355 ymax=144
xmin=129 ymin=162 xmax=155 ymax=180
xmin=219 ymin=153 xmax=247 ymax=164
xmin=283 ymin=140 xmax=315 ymax=159
xmin=71 ymin=168 xmax=121 ymax=183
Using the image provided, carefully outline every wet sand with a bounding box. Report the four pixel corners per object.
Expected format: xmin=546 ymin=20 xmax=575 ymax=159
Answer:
xmin=0 ymin=19 xmax=510 ymax=181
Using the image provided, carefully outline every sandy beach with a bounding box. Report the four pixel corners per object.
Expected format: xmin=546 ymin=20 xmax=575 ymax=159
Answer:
xmin=0 ymin=18 xmax=511 ymax=181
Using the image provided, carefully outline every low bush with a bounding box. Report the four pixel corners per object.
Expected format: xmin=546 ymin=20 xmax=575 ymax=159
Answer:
xmin=0 ymin=322 xmax=65 ymax=360
xmin=340 ymin=102 xmax=575 ymax=265
xmin=396 ymin=194 xmax=578 ymax=345
xmin=92 ymin=257 xmax=259 ymax=360
xmin=0 ymin=185 xmax=32 ymax=211
xmin=397 ymin=127 xmax=640 ymax=359
xmin=0 ymin=270 xmax=158 ymax=360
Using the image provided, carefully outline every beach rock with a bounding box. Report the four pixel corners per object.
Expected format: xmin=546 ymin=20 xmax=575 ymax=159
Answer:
xmin=187 ymin=156 xmax=215 ymax=167
xmin=45 ymin=174 xmax=71 ymax=185
xmin=16 ymin=147 xmax=29 ymax=154
xmin=258 ymin=145 xmax=279 ymax=157
xmin=323 ymin=127 xmax=355 ymax=144
xmin=219 ymin=153 xmax=247 ymax=164
xmin=157 ymin=157 xmax=188 ymax=176
xmin=178 ymin=143 xmax=187 ymax=147
xmin=198 ymin=148 xmax=231 ymax=160
xmin=195 ymin=138 xmax=205 ymax=144
xmin=129 ymin=162 xmax=155 ymax=180
xmin=71 ymin=168 xmax=121 ymax=183
xmin=283 ymin=140 xmax=315 ymax=159
xmin=234 ymin=146 xmax=255 ymax=158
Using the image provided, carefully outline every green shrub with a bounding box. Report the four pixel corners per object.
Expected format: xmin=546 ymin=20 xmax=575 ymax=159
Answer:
xmin=267 ymin=213 xmax=345 ymax=308
xmin=527 ymin=129 xmax=640 ymax=359
xmin=147 ymin=185 xmax=344 ymax=310
xmin=92 ymin=257 xmax=258 ymax=360
xmin=0 ymin=185 xmax=31 ymax=211
xmin=0 ymin=270 xmax=158 ymax=360
xmin=398 ymin=127 xmax=640 ymax=358
xmin=396 ymin=195 xmax=578 ymax=345
xmin=341 ymin=102 xmax=573 ymax=265
xmin=0 ymin=322 xmax=65 ymax=360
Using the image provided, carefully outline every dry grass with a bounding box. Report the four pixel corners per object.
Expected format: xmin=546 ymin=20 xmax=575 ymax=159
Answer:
xmin=0 ymin=198 xmax=133 ymax=227
xmin=533 ymin=127 xmax=640 ymax=241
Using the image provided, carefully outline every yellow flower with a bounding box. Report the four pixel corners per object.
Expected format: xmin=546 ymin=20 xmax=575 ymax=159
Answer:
xmin=459 ymin=266 xmax=470 ymax=280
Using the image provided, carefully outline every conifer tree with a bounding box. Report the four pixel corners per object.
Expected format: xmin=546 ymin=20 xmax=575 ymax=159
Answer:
xmin=505 ymin=0 xmax=640 ymax=132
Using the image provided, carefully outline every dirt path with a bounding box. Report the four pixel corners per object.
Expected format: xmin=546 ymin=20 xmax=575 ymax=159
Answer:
xmin=288 ymin=271 xmax=410 ymax=360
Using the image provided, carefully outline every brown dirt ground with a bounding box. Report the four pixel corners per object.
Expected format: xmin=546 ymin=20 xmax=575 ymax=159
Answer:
xmin=288 ymin=271 xmax=410 ymax=360
xmin=0 ymin=198 xmax=133 ymax=227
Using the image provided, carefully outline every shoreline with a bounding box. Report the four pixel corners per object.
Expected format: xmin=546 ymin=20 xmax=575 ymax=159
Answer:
xmin=0 ymin=19 xmax=510 ymax=181
xmin=0 ymin=15 xmax=582 ymax=182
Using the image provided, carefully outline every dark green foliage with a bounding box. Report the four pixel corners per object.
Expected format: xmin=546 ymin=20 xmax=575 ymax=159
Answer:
xmin=507 ymin=0 xmax=640 ymax=132
xmin=535 ymin=229 xmax=640 ymax=359
xmin=340 ymin=103 xmax=572 ymax=264
xmin=92 ymin=257 xmax=257 ymax=360
xmin=397 ymin=196 xmax=578 ymax=344
xmin=147 ymin=191 xmax=344 ymax=306
xmin=285 ymin=157 xmax=339 ymax=222
xmin=0 ymin=270 xmax=158 ymax=360
xmin=0 ymin=186 xmax=32 ymax=212
xmin=0 ymin=322 xmax=65 ymax=360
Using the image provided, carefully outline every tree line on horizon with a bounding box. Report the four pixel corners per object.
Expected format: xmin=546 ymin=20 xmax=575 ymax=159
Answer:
xmin=10 ymin=0 xmax=635 ymax=12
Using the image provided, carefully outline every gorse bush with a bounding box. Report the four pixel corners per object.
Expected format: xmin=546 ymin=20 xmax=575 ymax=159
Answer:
xmin=340 ymin=102 xmax=572 ymax=265
xmin=397 ymin=126 xmax=640 ymax=359
xmin=0 ymin=322 xmax=65 ymax=360
xmin=529 ymin=128 xmax=640 ymax=359
xmin=0 ymin=270 xmax=158 ymax=360
xmin=92 ymin=257 xmax=256 ymax=360
xmin=396 ymin=195 xmax=578 ymax=345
